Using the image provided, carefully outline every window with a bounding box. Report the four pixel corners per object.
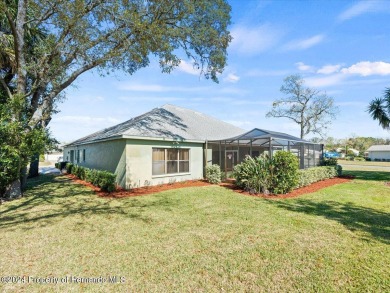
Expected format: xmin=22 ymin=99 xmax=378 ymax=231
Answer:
xmin=83 ymin=149 xmax=86 ymax=162
xmin=152 ymin=148 xmax=190 ymax=175
xmin=77 ymin=150 xmax=80 ymax=163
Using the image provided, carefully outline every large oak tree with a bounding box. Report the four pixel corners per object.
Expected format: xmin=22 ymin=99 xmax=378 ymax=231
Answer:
xmin=0 ymin=0 xmax=232 ymax=197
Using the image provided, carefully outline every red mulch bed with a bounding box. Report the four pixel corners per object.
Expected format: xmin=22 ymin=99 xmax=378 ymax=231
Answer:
xmin=221 ymin=175 xmax=354 ymax=199
xmin=65 ymin=174 xmax=211 ymax=198
xmin=65 ymin=174 xmax=353 ymax=199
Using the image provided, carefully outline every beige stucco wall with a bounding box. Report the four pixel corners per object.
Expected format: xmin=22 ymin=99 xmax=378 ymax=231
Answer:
xmin=63 ymin=139 xmax=127 ymax=187
xmin=125 ymin=139 xmax=204 ymax=189
xmin=368 ymin=151 xmax=390 ymax=160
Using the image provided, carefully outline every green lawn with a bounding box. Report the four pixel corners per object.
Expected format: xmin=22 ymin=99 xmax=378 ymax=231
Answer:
xmin=0 ymin=171 xmax=389 ymax=292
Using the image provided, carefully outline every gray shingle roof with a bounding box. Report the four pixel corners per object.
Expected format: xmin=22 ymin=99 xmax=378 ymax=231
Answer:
xmin=66 ymin=104 xmax=245 ymax=146
xmin=367 ymin=145 xmax=390 ymax=151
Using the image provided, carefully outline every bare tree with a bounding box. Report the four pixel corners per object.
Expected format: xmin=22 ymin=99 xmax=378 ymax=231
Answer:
xmin=266 ymin=75 xmax=338 ymax=139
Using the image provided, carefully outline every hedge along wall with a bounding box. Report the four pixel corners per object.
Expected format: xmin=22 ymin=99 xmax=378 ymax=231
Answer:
xmin=296 ymin=165 xmax=342 ymax=188
xmin=65 ymin=163 xmax=116 ymax=192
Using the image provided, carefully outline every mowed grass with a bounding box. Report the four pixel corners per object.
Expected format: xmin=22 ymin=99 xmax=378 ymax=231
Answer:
xmin=0 ymin=170 xmax=389 ymax=292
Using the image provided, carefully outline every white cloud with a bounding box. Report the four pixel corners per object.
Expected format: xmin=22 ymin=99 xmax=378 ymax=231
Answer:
xmin=305 ymin=74 xmax=346 ymax=88
xmin=224 ymin=73 xmax=240 ymax=83
xmin=295 ymin=62 xmax=314 ymax=72
xmin=337 ymin=1 xmax=388 ymax=22
xmin=178 ymin=60 xmax=201 ymax=76
xmin=317 ymin=64 xmax=341 ymax=75
xmin=230 ymin=24 xmax=284 ymax=55
xmin=341 ymin=61 xmax=390 ymax=76
xmin=283 ymin=34 xmax=325 ymax=51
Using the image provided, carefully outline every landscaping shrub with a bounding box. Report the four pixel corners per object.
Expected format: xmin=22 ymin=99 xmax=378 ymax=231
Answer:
xmin=234 ymin=152 xmax=299 ymax=194
xmin=66 ymin=163 xmax=116 ymax=192
xmin=65 ymin=163 xmax=74 ymax=174
xmin=233 ymin=155 xmax=273 ymax=194
xmin=297 ymin=165 xmax=342 ymax=188
xmin=205 ymin=164 xmax=222 ymax=184
xmin=354 ymin=156 xmax=365 ymax=161
xmin=234 ymin=152 xmax=342 ymax=195
xmin=96 ymin=171 xmax=116 ymax=192
xmin=271 ymin=151 xmax=299 ymax=194
xmin=322 ymin=157 xmax=338 ymax=166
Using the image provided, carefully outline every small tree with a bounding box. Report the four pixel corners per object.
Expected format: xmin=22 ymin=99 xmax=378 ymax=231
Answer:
xmin=266 ymin=75 xmax=338 ymax=139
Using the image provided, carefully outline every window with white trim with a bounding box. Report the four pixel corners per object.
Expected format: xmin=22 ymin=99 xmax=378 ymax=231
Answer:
xmin=152 ymin=148 xmax=190 ymax=175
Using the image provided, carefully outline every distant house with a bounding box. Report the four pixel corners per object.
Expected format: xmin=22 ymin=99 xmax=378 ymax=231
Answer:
xmin=63 ymin=104 xmax=321 ymax=189
xmin=366 ymin=145 xmax=390 ymax=161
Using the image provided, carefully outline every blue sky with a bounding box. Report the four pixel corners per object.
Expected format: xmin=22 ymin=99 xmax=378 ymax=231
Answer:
xmin=50 ymin=0 xmax=390 ymax=143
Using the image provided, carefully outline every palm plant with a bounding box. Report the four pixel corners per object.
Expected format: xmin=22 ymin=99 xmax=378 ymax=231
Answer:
xmin=368 ymin=88 xmax=390 ymax=129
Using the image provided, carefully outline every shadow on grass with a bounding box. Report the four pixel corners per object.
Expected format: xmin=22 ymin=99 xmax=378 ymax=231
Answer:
xmin=0 ymin=175 xmax=177 ymax=231
xmin=343 ymin=170 xmax=390 ymax=181
xmin=266 ymin=199 xmax=390 ymax=244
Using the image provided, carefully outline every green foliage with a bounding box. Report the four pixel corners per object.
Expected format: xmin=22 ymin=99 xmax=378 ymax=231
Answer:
xmin=322 ymin=158 xmax=338 ymax=166
xmin=354 ymin=157 xmax=365 ymax=161
xmin=205 ymin=164 xmax=222 ymax=184
xmin=234 ymin=152 xmax=342 ymax=194
xmin=0 ymin=146 xmax=20 ymax=195
xmin=272 ymin=151 xmax=299 ymax=194
xmin=0 ymin=97 xmax=49 ymax=196
xmin=69 ymin=164 xmax=116 ymax=192
xmin=297 ymin=166 xmax=342 ymax=188
xmin=368 ymin=88 xmax=390 ymax=129
xmin=1 ymin=0 xmax=231 ymax=196
xmin=233 ymin=151 xmax=298 ymax=194
xmin=65 ymin=163 xmax=73 ymax=174
xmin=233 ymin=155 xmax=273 ymax=194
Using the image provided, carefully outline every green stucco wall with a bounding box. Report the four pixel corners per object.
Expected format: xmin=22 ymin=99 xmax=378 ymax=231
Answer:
xmin=63 ymin=138 xmax=205 ymax=189
xmin=125 ymin=139 xmax=204 ymax=189
xmin=63 ymin=139 xmax=127 ymax=187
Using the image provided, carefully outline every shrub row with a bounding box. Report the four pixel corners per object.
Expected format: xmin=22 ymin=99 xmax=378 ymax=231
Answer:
xmin=65 ymin=163 xmax=116 ymax=192
xmin=297 ymin=165 xmax=342 ymax=188
xmin=205 ymin=164 xmax=222 ymax=184
xmin=233 ymin=151 xmax=299 ymax=195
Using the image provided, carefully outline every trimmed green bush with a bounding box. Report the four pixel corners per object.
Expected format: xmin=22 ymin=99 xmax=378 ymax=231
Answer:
xmin=272 ymin=151 xmax=299 ymax=194
xmin=205 ymin=164 xmax=222 ymax=184
xmin=97 ymin=171 xmax=116 ymax=192
xmin=297 ymin=165 xmax=342 ymax=188
xmin=66 ymin=163 xmax=116 ymax=192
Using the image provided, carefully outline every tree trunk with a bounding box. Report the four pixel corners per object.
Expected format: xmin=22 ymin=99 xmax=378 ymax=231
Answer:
xmin=4 ymin=179 xmax=22 ymax=199
xmin=28 ymin=154 xmax=40 ymax=178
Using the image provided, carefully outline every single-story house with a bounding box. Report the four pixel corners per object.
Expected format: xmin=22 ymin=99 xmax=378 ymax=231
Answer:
xmin=366 ymin=145 xmax=390 ymax=161
xmin=63 ymin=104 xmax=322 ymax=189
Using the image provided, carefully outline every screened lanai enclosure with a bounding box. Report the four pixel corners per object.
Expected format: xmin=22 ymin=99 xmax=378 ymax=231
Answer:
xmin=207 ymin=128 xmax=323 ymax=174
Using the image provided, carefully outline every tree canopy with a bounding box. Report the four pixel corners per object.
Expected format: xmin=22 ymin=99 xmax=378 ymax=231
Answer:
xmin=266 ymin=75 xmax=338 ymax=139
xmin=0 ymin=0 xmax=232 ymax=197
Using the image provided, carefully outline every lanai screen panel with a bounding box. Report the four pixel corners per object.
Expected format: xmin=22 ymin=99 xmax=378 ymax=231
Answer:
xmin=209 ymin=128 xmax=323 ymax=170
